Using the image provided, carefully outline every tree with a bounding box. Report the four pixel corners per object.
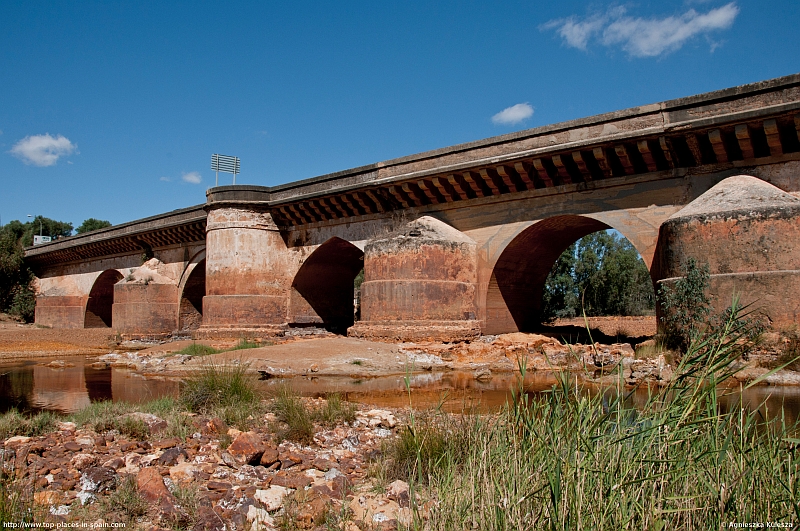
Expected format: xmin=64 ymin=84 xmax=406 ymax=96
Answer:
xmin=0 ymin=216 xmax=74 ymax=321
xmin=542 ymin=230 xmax=655 ymax=320
xmin=16 ymin=216 xmax=73 ymax=247
xmin=76 ymin=218 xmax=112 ymax=234
xmin=0 ymin=228 xmax=35 ymax=321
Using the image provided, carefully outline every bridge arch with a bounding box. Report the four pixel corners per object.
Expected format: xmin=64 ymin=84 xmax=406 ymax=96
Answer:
xmin=84 ymin=269 xmax=123 ymax=328
xmin=290 ymin=237 xmax=364 ymax=334
xmin=484 ymin=215 xmax=654 ymax=334
xmin=178 ymin=253 xmax=206 ymax=331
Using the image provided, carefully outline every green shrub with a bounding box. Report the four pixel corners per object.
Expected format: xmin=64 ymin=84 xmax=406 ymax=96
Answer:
xmin=657 ymin=257 xmax=711 ymax=350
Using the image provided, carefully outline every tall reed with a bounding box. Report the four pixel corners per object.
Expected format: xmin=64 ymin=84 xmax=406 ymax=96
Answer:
xmin=396 ymin=303 xmax=799 ymax=529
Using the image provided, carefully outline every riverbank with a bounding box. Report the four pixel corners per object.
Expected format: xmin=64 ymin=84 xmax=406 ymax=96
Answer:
xmin=2 ymin=315 xmax=799 ymax=387
xmin=3 ymin=336 xmax=798 ymax=530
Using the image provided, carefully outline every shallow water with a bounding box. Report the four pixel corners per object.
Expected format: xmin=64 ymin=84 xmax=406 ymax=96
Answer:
xmin=2 ymin=356 xmax=800 ymax=428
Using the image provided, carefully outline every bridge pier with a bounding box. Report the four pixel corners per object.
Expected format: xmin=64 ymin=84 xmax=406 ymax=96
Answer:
xmin=656 ymin=175 xmax=800 ymax=328
xmin=349 ymin=216 xmax=481 ymax=342
xmin=198 ymin=197 xmax=292 ymax=338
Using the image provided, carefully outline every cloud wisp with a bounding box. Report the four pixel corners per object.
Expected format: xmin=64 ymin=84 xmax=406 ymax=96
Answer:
xmin=181 ymin=171 xmax=202 ymax=184
xmin=492 ymin=103 xmax=534 ymax=125
xmin=542 ymin=3 xmax=739 ymax=57
xmin=10 ymin=133 xmax=77 ymax=166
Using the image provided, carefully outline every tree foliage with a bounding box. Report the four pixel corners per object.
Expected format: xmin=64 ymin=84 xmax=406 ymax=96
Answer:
xmin=542 ymin=231 xmax=655 ymax=320
xmin=657 ymin=257 xmax=711 ymax=351
xmin=76 ymin=218 xmax=112 ymax=234
xmin=0 ymin=216 xmax=75 ymax=322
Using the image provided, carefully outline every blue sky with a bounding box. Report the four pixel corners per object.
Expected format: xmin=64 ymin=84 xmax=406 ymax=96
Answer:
xmin=1 ymin=1 xmax=798 ymax=229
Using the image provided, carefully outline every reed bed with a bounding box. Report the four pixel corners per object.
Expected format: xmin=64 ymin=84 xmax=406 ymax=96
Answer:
xmin=393 ymin=306 xmax=799 ymax=530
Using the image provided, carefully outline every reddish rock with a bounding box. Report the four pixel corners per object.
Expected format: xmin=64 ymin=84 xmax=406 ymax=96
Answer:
xmin=207 ymin=481 xmax=232 ymax=491
xmin=157 ymin=447 xmax=188 ymax=466
xmin=227 ymin=432 xmax=265 ymax=465
xmin=63 ymin=441 xmax=81 ymax=452
xmin=259 ymin=445 xmax=280 ymax=467
xmin=204 ymin=418 xmax=228 ymax=436
xmin=271 ymin=471 xmax=312 ymax=489
xmin=153 ymin=438 xmax=181 ymax=450
xmin=192 ymin=506 xmax=226 ymax=531
xmin=137 ymin=467 xmax=184 ymax=523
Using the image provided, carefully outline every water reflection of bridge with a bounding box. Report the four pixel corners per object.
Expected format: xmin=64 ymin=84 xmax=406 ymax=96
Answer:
xmin=0 ymin=359 xmax=179 ymax=414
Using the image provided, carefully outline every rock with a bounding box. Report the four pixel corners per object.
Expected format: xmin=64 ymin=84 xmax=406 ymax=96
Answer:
xmin=33 ymin=490 xmax=61 ymax=506
xmin=207 ymin=481 xmax=232 ymax=491
xmin=292 ymin=490 xmax=329 ymax=527
xmin=204 ymin=418 xmax=228 ymax=436
xmin=4 ymin=436 xmax=31 ymax=447
xmin=71 ymin=453 xmax=97 ymax=471
xmin=157 ymin=447 xmax=188 ymax=466
xmin=153 ymin=437 xmax=181 ymax=450
xmin=349 ymin=495 xmax=410 ymax=527
xmin=246 ymin=505 xmax=275 ymax=528
xmin=56 ymin=421 xmax=76 ymax=432
xmin=259 ymin=445 xmax=280 ymax=467
xmin=387 ymin=480 xmax=410 ymax=508
xmin=271 ymin=471 xmax=312 ymax=489
xmin=102 ymin=457 xmax=125 ymax=470
xmin=124 ymin=412 xmax=167 ymax=433
xmin=80 ymin=467 xmax=116 ymax=493
xmin=169 ymin=462 xmax=200 ymax=484
xmin=357 ymin=410 xmax=397 ymax=429
xmin=254 ymin=485 xmax=293 ymax=511
xmin=227 ymin=432 xmax=265 ymax=465
xmin=63 ymin=441 xmax=82 ymax=452
xmin=137 ymin=467 xmax=185 ymax=523
xmin=192 ymin=505 xmax=226 ymax=531
xmin=474 ymin=368 xmax=493 ymax=381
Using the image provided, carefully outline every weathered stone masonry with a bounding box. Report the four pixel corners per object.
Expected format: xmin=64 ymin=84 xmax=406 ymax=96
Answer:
xmin=25 ymin=74 xmax=800 ymax=340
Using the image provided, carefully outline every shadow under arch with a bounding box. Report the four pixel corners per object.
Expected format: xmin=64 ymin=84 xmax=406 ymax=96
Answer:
xmin=290 ymin=237 xmax=364 ymax=334
xmin=85 ymin=270 xmax=123 ymax=328
xmin=179 ymin=258 xmax=205 ymax=331
xmin=485 ymin=215 xmax=653 ymax=334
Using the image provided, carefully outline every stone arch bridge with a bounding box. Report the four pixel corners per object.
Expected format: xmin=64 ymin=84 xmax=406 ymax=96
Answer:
xmin=26 ymin=74 xmax=800 ymax=340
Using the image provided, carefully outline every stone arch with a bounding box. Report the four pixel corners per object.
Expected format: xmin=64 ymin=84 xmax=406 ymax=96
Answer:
xmin=484 ymin=215 xmax=653 ymax=334
xmin=178 ymin=259 xmax=206 ymax=331
xmin=84 ymin=269 xmax=123 ymax=328
xmin=290 ymin=237 xmax=364 ymax=334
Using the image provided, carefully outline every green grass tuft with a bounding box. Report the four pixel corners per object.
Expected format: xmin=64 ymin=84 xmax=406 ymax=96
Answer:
xmin=176 ymin=343 xmax=220 ymax=356
xmin=0 ymin=409 xmax=58 ymax=439
xmin=271 ymin=383 xmax=314 ymax=443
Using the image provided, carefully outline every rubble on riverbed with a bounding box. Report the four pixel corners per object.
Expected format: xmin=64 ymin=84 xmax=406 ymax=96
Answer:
xmin=1 ymin=404 xmax=417 ymax=530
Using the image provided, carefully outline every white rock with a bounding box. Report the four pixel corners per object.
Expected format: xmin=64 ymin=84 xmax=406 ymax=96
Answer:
xmin=4 ymin=436 xmax=30 ymax=446
xmin=247 ymin=505 xmax=275 ymax=527
xmin=254 ymin=485 xmax=293 ymax=512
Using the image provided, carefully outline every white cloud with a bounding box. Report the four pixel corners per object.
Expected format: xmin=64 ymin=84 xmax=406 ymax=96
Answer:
xmin=181 ymin=171 xmax=202 ymax=184
xmin=160 ymin=176 xmax=171 ymax=182
xmin=10 ymin=133 xmax=77 ymax=166
xmin=543 ymin=3 xmax=739 ymax=57
xmin=492 ymin=103 xmax=534 ymax=125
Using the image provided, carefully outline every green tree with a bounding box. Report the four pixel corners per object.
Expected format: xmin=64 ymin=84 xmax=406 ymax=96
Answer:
xmin=542 ymin=231 xmax=655 ymax=320
xmin=17 ymin=216 xmax=72 ymax=247
xmin=657 ymin=258 xmax=711 ymax=351
xmin=0 ymin=228 xmax=35 ymax=321
xmin=76 ymin=218 xmax=112 ymax=234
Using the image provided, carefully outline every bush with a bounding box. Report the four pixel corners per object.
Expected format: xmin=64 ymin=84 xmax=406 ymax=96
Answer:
xmin=657 ymin=257 xmax=711 ymax=350
xmin=315 ymin=393 xmax=356 ymax=427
